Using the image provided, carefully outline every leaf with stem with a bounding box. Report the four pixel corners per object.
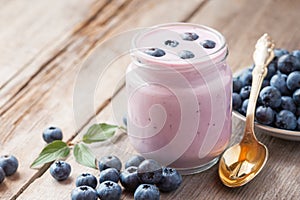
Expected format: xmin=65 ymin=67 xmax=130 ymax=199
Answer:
xmin=82 ymin=123 xmax=118 ymax=144
xmin=30 ymin=140 xmax=70 ymax=168
xmin=73 ymin=143 xmax=97 ymax=169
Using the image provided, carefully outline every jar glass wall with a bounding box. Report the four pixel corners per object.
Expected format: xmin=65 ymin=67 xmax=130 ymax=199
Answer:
xmin=126 ymin=23 xmax=232 ymax=175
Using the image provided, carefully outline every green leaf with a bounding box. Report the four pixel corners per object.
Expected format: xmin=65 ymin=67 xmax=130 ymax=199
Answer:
xmin=30 ymin=140 xmax=70 ymax=168
xmin=73 ymin=143 xmax=97 ymax=169
xmin=82 ymin=123 xmax=118 ymax=144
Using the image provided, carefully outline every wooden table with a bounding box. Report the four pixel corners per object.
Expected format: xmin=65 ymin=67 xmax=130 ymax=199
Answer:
xmin=1 ymin=0 xmax=300 ymax=199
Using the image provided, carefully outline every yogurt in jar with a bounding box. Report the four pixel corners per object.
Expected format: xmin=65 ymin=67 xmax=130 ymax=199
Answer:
xmin=126 ymin=23 xmax=232 ymax=175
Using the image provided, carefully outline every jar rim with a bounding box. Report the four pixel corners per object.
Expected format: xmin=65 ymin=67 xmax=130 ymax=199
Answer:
xmin=130 ymin=22 xmax=228 ymax=68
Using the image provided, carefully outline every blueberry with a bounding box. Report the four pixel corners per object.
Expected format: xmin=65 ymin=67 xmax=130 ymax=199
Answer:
xmin=164 ymin=40 xmax=179 ymax=47
xmin=144 ymin=48 xmax=165 ymax=57
xmin=239 ymin=68 xmax=252 ymax=86
xmin=296 ymin=107 xmax=300 ymax=117
xmin=49 ymin=160 xmax=71 ymax=181
xmin=262 ymin=80 xmax=270 ymax=88
xmin=255 ymin=106 xmax=275 ymax=125
xmin=232 ymin=93 xmax=242 ymax=110
xmin=0 ymin=168 xmax=5 ymax=184
xmin=277 ymin=54 xmax=300 ymax=74
xmin=293 ymin=88 xmax=300 ymax=105
xmin=275 ymin=110 xmax=297 ymax=130
xmin=134 ymin=184 xmax=160 ymax=200
xmin=200 ymin=40 xmax=216 ymax=49
xmin=287 ymin=71 xmax=300 ymax=91
xmin=125 ymin=155 xmax=145 ymax=169
xmin=99 ymin=168 xmax=119 ymax=183
xmin=42 ymin=126 xmax=63 ymax=143
xmin=259 ymin=86 xmax=281 ymax=108
xmin=292 ymin=50 xmax=300 ymax=58
xmin=281 ymin=96 xmax=296 ymax=114
xmin=240 ymin=99 xmax=249 ymax=116
xmin=137 ymin=159 xmax=162 ymax=184
xmin=265 ymin=61 xmax=277 ymax=80
xmin=120 ymin=166 xmax=140 ymax=191
xmin=98 ymin=155 xmax=122 ymax=171
xmin=239 ymin=86 xmax=251 ymax=100
xmin=97 ymin=181 xmax=122 ymax=200
xmin=181 ymin=32 xmax=199 ymax=41
xmin=76 ymin=173 xmax=98 ymax=189
xmin=71 ymin=186 xmax=98 ymax=200
xmin=270 ymin=73 xmax=290 ymax=95
xmin=179 ymin=50 xmax=195 ymax=59
xmin=156 ymin=167 xmax=182 ymax=192
xmin=0 ymin=155 xmax=19 ymax=176
xmin=274 ymin=48 xmax=289 ymax=60
xmin=297 ymin=117 xmax=300 ymax=130
xmin=233 ymin=77 xmax=243 ymax=93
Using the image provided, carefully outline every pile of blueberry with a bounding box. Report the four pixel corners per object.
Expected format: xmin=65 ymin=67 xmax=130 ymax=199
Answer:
xmin=70 ymin=155 xmax=182 ymax=200
xmin=233 ymin=48 xmax=300 ymax=131
xmin=143 ymin=32 xmax=216 ymax=59
xmin=0 ymin=155 xmax=19 ymax=184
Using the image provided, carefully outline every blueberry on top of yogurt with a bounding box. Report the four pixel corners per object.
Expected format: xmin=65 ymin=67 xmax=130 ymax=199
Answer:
xmin=181 ymin=32 xmax=199 ymax=41
xmin=200 ymin=40 xmax=216 ymax=49
xmin=144 ymin=48 xmax=166 ymax=57
xmin=164 ymin=40 xmax=179 ymax=47
xmin=179 ymin=50 xmax=195 ymax=59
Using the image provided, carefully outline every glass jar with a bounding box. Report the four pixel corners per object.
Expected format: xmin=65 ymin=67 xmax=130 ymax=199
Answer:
xmin=126 ymin=23 xmax=232 ymax=175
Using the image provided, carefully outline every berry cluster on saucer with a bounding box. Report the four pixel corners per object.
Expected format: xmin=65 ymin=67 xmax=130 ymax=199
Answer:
xmin=0 ymin=155 xmax=19 ymax=184
xmin=233 ymin=48 xmax=300 ymax=131
xmin=70 ymin=155 xmax=182 ymax=200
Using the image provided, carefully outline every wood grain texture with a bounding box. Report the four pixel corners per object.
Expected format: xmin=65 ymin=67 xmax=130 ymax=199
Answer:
xmin=0 ymin=0 xmax=299 ymax=199
xmin=0 ymin=0 xmax=205 ymax=199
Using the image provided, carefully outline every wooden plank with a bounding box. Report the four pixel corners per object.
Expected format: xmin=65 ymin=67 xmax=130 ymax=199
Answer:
xmin=0 ymin=0 xmax=132 ymax=199
xmin=0 ymin=0 xmax=205 ymax=199
xmin=19 ymin=0 xmax=300 ymax=199
xmin=0 ymin=0 xmax=111 ymax=107
xmin=2 ymin=0 xmax=300 ymax=199
xmin=189 ymin=0 xmax=300 ymax=72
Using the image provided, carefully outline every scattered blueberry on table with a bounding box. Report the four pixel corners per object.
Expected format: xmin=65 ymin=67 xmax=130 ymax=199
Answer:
xmin=42 ymin=126 xmax=63 ymax=143
xmin=125 ymin=155 xmax=145 ymax=169
xmin=98 ymin=155 xmax=122 ymax=172
xmin=120 ymin=166 xmax=140 ymax=192
xmin=71 ymin=186 xmax=98 ymax=200
xmin=0 ymin=168 xmax=5 ymax=184
xmin=49 ymin=160 xmax=71 ymax=181
xmin=99 ymin=168 xmax=120 ymax=183
xmin=156 ymin=167 xmax=182 ymax=192
xmin=0 ymin=155 xmax=19 ymax=176
xmin=97 ymin=180 xmax=122 ymax=200
xmin=134 ymin=184 xmax=160 ymax=200
xmin=137 ymin=159 xmax=163 ymax=184
xmin=76 ymin=173 xmax=98 ymax=189
xmin=233 ymin=48 xmax=300 ymax=131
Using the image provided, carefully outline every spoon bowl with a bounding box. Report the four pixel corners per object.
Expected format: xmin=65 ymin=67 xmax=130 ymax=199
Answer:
xmin=219 ymin=33 xmax=274 ymax=187
xmin=219 ymin=140 xmax=268 ymax=187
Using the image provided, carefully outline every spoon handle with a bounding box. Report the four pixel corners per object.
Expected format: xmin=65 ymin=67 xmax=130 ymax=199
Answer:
xmin=244 ymin=34 xmax=275 ymax=141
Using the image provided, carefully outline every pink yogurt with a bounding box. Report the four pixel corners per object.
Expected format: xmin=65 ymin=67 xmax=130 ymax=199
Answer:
xmin=126 ymin=23 xmax=232 ymax=174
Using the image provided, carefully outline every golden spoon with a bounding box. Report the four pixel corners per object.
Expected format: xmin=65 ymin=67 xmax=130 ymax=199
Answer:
xmin=218 ymin=34 xmax=275 ymax=187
